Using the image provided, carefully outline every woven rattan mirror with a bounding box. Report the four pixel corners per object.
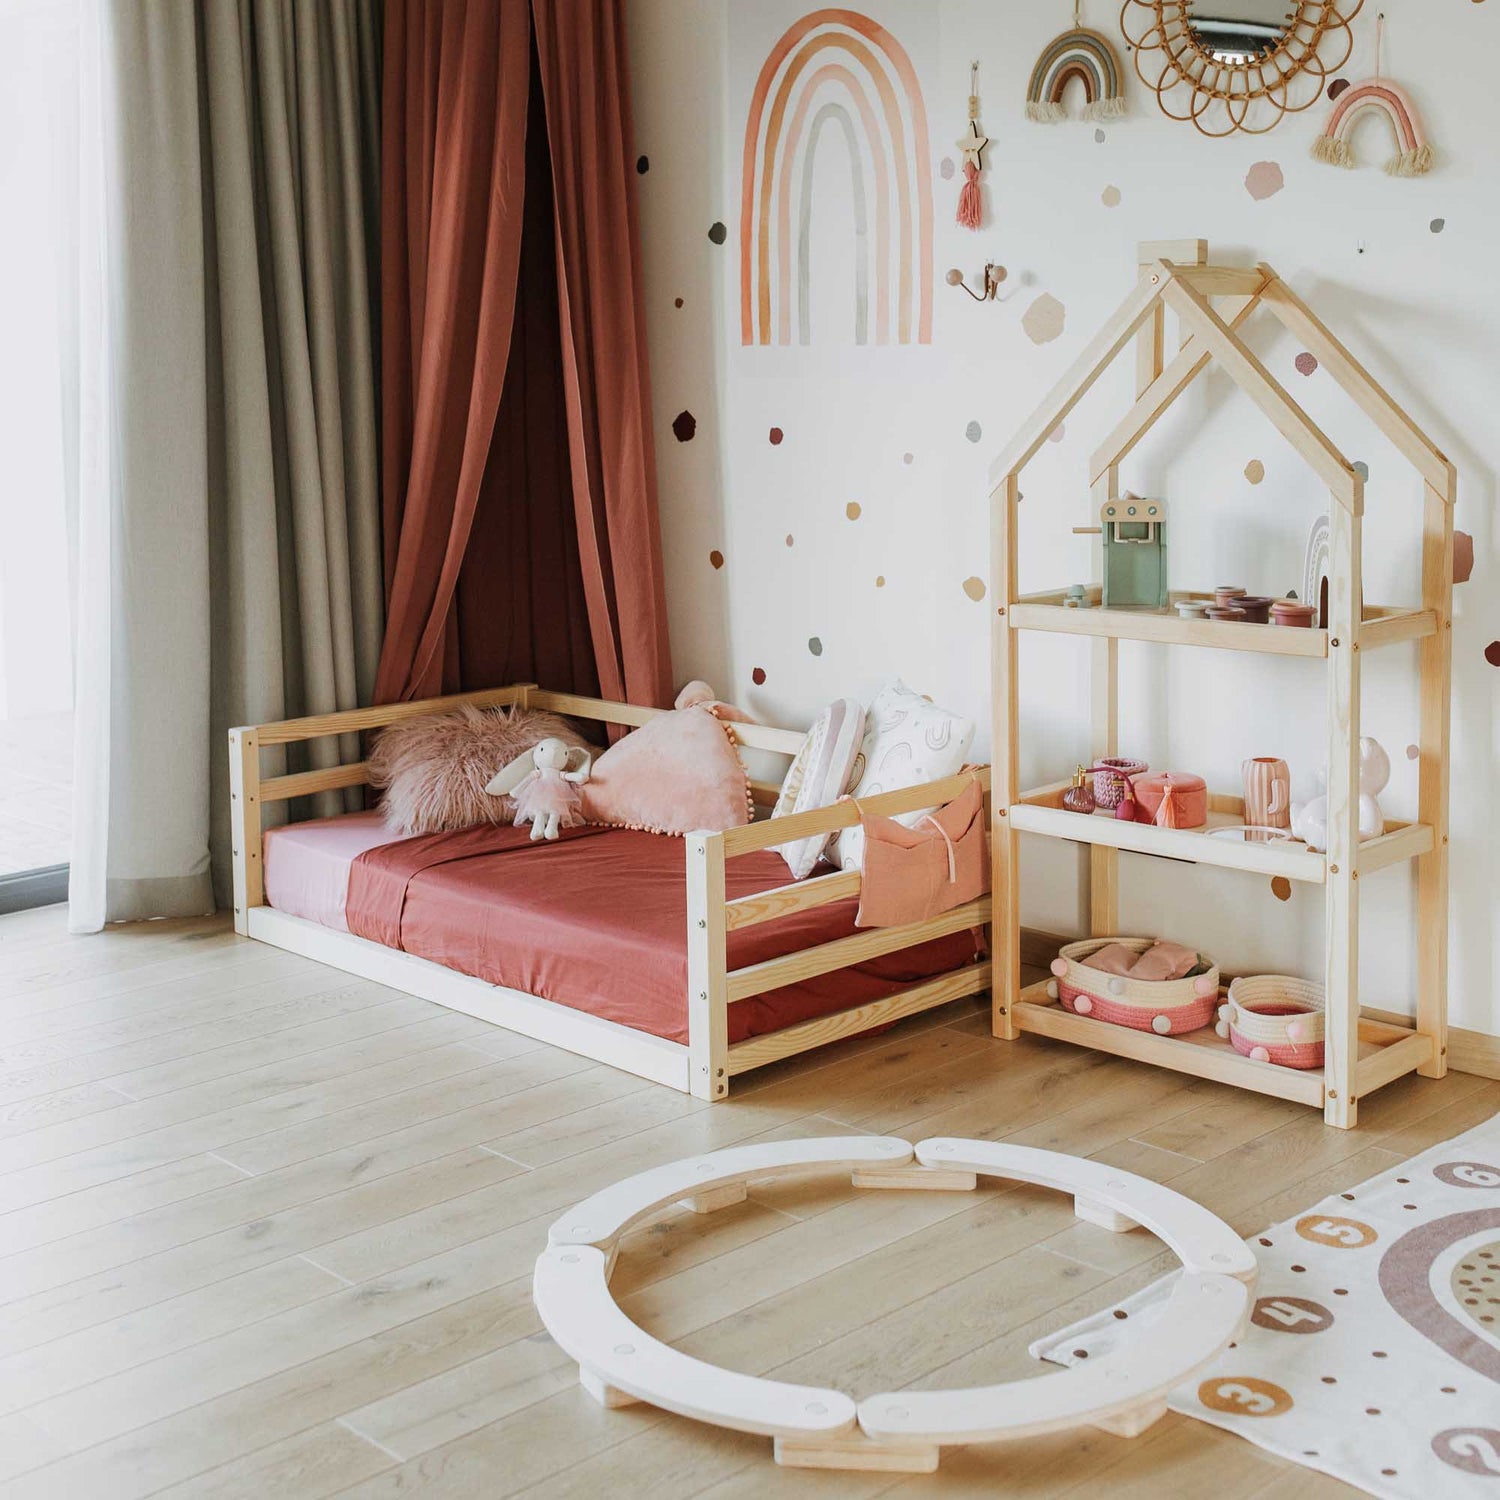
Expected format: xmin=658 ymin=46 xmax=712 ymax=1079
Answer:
xmin=1120 ymin=1 xmax=1363 ymax=135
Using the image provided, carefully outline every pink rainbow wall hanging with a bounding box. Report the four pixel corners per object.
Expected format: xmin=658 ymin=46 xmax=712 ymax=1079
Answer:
xmin=1311 ymin=77 xmax=1433 ymax=176
xmin=740 ymin=8 xmax=933 ymax=346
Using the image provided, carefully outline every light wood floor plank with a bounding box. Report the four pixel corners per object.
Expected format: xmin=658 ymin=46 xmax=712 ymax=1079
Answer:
xmin=150 ymin=1420 xmax=396 ymax=1500
xmin=0 ymin=1039 xmax=504 ymax=1215
xmin=4 ymin=906 xmax=1480 ymax=1498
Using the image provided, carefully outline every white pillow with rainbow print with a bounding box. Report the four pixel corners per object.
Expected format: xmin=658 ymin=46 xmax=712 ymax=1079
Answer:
xmin=827 ymin=680 xmax=976 ymax=875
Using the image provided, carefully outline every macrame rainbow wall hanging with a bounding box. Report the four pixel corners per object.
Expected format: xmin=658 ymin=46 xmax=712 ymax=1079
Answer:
xmin=1026 ymin=18 xmax=1126 ymax=123
xmin=1311 ymin=16 xmax=1433 ymax=176
xmin=1311 ymin=78 xmax=1432 ymax=175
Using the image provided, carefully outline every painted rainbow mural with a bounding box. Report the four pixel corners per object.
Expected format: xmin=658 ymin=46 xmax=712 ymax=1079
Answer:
xmin=1311 ymin=78 xmax=1432 ymax=176
xmin=741 ymin=8 xmax=932 ymax=346
xmin=1025 ymin=26 xmax=1126 ymax=123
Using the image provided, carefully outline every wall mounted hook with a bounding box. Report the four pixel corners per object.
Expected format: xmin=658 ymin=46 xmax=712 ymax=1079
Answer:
xmin=945 ymin=263 xmax=1008 ymax=302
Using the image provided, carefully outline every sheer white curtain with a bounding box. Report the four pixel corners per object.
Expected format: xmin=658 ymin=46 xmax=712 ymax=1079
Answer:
xmin=64 ymin=0 xmax=383 ymax=932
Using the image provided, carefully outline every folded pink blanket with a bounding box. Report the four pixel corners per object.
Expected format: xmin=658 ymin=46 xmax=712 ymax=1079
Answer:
xmin=1086 ymin=940 xmax=1200 ymax=982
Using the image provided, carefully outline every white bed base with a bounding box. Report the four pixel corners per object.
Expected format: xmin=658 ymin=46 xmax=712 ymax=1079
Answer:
xmin=533 ymin=1137 xmax=1256 ymax=1473
xmin=229 ymin=685 xmax=992 ymax=1100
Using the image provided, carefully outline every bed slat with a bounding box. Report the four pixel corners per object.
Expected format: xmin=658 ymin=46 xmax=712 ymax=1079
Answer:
xmin=726 ymin=897 xmax=990 ymax=1003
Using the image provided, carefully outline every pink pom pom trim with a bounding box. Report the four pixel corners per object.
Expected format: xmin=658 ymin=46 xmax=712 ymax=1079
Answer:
xmin=1050 ymin=958 xmax=1069 ymax=977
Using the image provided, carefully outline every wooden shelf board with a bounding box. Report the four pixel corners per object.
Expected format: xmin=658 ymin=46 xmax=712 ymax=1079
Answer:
xmin=1014 ymin=981 xmax=1431 ymax=1108
xmin=1012 ymin=784 xmax=1432 ymax=884
xmin=1009 ymin=590 xmax=1432 ymax=656
xmin=1011 ymin=786 xmax=1328 ymax=883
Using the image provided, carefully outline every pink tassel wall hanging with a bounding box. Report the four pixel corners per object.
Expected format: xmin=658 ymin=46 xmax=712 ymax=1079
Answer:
xmin=956 ymin=61 xmax=987 ymax=230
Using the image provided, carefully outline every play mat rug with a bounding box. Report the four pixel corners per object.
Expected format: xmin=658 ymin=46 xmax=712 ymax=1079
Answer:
xmin=1034 ymin=1114 xmax=1500 ymax=1499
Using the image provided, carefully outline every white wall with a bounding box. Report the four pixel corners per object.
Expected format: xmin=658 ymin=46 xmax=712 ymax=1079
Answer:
xmin=627 ymin=0 xmax=1498 ymax=1039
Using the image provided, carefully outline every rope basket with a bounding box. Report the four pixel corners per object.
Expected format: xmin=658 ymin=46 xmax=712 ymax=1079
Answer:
xmin=1220 ymin=975 xmax=1326 ymax=1069
xmin=1048 ymin=936 xmax=1219 ymax=1036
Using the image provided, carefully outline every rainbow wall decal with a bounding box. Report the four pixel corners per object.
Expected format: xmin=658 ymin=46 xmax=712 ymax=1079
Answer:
xmin=1026 ymin=27 xmax=1126 ymax=123
xmin=741 ymin=8 xmax=933 ymax=346
xmin=1311 ymin=78 xmax=1433 ymax=176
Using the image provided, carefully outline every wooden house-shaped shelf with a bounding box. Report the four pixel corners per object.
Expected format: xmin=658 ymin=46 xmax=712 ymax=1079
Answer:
xmin=989 ymin=239 xmax=1455 ymax=1129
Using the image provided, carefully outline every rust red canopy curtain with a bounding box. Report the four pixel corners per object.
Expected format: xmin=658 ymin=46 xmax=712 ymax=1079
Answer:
xmin=374 ymin=0 xmax=671 ymax=707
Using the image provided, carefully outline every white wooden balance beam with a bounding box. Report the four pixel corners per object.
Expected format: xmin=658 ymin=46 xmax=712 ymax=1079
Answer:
xmin=532 ymin=1136 xmax=1256 ymax=1474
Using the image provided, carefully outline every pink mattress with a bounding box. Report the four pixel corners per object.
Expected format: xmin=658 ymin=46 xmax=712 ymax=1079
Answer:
xmin=262 ymin=811 xmax=983 ymax=1047
xmin=262 ymin=810 xmax=391 ymax=931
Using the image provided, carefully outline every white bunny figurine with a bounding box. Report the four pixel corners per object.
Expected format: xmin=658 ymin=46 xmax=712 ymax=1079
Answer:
xmin=485 ymin=737 xmax=592 ymax=841
xmin=1289 ymin=738 xmax=1389 ymax=852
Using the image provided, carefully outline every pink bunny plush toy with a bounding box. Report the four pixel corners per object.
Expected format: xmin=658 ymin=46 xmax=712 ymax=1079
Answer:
xmin=485 ymin=737 xmax=592 ymax=841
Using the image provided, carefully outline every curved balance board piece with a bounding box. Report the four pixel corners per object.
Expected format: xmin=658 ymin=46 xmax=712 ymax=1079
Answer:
xmin=859 ymin=1270 xmax=1247 ymax=1446
xmin=533 ymin=1136 xmax=1254 ymax=1473
xmin=534 ymin=1244 xmax=858 ymax=1438
xmin=548 ymin=1136 xmax=913 ymax=1250
xmin=916 ymin=1138 xmax=1257 ymax=1282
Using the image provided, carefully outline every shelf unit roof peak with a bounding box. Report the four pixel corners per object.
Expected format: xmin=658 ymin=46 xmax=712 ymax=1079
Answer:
xmin=990 ymin=243 xmax=1454 ymax=510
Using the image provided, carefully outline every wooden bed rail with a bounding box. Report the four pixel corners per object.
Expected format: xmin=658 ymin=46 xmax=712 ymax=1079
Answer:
xmin=231 ymin=687 xmax=994 ymax=1101
xmin=721 ymin=768 xmax=991 ymax=858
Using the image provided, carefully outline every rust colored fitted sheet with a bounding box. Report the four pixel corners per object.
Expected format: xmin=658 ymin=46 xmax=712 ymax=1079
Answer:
xmin=343 ymin=821 xmax=983 ymax=1046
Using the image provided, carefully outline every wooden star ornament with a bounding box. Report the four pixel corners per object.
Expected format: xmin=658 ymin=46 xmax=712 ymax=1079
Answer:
xmin=957 ymin=117 xmax=988 ymax=169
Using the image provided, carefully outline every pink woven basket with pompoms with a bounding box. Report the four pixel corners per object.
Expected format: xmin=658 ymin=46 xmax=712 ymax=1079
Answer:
xmin=1048 ymin=936 xmax=1219 ymax=1036
xmin=1220 ymin=975 xmax=1325 ymax=1069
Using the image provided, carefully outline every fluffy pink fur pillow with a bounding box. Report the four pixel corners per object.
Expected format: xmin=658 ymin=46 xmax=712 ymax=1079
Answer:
xmin=369 ymin=705 xmax=592 ymax=836
xmin=580 ymin=705 xmax=753 ymax=836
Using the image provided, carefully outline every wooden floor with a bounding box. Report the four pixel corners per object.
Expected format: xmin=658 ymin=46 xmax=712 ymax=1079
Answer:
xmin=0 ymin=910 xmax=1494 ymax=1499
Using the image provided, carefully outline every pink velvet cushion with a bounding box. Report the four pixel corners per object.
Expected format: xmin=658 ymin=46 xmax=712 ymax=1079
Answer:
xmin=580 ymin=706 xmax=753 ymax=836
xmin=368 ymin=705 xmax=592 ymax=836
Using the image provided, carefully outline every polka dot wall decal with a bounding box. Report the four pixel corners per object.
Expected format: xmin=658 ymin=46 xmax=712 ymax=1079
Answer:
xmin=785 ymin=533 xmax=794 ymax=547
xmin=808 ymin=636 xmax=823 ymax=657
xmin=1245 ymin=459 xmax=1265 ymax=484
xmin=1431 ymin=217 xmax=1446 ymax=233
xmin=1094 ymin=127 xmax=1106 ymax=142
xmin=1484 ymin=641 xmax=1500 ymax=667
xmin=1295 ymin=352 xmax=1319 ymax=377
xmin=1101 ymin=185 xmax=1121 ymax=208
xmin=1407 ymin=744 xmax=1420 ymax=761
xmin=965 ymin=420 xmax=983 ymax=443
xmin=1048 ymin=424 xmax=1066 ymax=444
xmin=768 ymin=426 xmax=784 ymax=445
xmin=1023 ymin=292 xmax=1067 ymax=345
xmin=751 ymin=667 xmax=766 ymax=686
xmin=636 ymin=155 xmax=649 ymax=174
xmin=673 ymin=297 xmax=683 ymax=309
xmin=1454 ymin=530 xmax=1474 ymax=583
xmin=845 ymin=501 xmax=862 ymax=520
xmin=707 ymin=221 xmax=727 ymax=245
xmin=1271 ymin=876 xmax=1292 ymax=902
xmin=962 ymin=576 xmax=986 ymax=601
xmin=1245 ymin=160 xmax=1284 ymax=200
xmin=708 ymin=549 xmax=724 ymax=570
xmin=902 ymin=452 xmax=914 ymax=465
xmin=1328 ymin=77 xmax=1351 ymax=99
xmin=875 ymin=575 xmax=886 ymax=587
xmin=671 ymin=410 xmax=697 ymax=442
xmin=939 ymin=156 xmax=955 ymax=180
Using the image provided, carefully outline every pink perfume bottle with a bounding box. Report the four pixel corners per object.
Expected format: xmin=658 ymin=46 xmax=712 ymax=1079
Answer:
xmin=1061 ymin=766 xmax=1096 ymax=815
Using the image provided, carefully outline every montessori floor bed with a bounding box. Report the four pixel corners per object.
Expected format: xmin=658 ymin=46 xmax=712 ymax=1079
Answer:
xmin=230 ymin=686 xmax=993 ymax=1098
